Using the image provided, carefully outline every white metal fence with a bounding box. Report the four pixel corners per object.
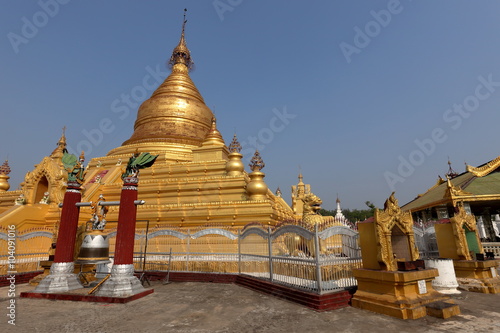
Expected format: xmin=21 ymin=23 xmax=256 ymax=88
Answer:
xmin=107 ymin=223 xmax=361 ymax=294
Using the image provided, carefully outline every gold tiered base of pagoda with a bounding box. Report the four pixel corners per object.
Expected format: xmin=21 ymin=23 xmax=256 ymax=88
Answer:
xmin=454 ymin=260 xmax=500 ymax=294
xmin=351 ymin=268 xmax=460 ymax=320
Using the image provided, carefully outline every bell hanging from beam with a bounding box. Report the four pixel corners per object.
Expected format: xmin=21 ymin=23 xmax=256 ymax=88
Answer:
xmin=76 ymin=195 xmax=110 ymax=264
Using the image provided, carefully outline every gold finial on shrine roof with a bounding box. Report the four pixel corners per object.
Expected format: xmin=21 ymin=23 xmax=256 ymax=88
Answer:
xmin=228 ymin=134 xmax=242 ymax=153
xmin=247 ymin=150 xmax=268 ymax=200
xmin=445 ymin=158 xmax=458 ymax=179
xmin=226 ymin=133 xmax=244 ymax=176
xmin=275 ymin=187 xmax=282 ymax=197
xmin=249 ymin=150 xmax=265 ymax=172
xmin=50 ymin=127 xmax=68 ymax=158
xmin=0 ymin=160 xmax=11 ymax=175
xmin=203 ymin=117 xmax=224 ymax=145
xmin=169 ymin=8 xmax=193 ymax=71
xmin=0 ymin=160 xmax=10 ymax=191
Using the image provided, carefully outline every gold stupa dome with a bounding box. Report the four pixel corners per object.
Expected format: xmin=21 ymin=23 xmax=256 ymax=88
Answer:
xmin=116 ymin=11 xmax=214 ymax=151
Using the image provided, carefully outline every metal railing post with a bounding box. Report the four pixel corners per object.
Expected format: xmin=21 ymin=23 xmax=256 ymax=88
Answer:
xmin=314 ymin=224 xmax=323 ymax=294
xmin=186 ymin=228 xmax=190 ymax=271
xmin=268 ymin=227 xmax=273 ymax=282
xmin=238 ymin=229 xmax=242 ymax=274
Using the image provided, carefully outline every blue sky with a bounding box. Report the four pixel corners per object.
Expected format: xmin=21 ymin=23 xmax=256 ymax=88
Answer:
xmin=1 ymin=1 xmax=500 ymax=210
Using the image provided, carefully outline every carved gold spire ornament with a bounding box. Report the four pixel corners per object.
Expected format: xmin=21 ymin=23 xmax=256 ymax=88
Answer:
xmin=249 ymin=150 xmax=265 ymax=172
xmin=0 ymin=160 xmax=11 ymax=192
xmin=0 ymin=160 xmax=11 ymax=175
xmin=247 ymin=150 xmax=268 ymax=200
xmin=228 ymin=134 xmax=242 ymax=153
xmin=225 ymin=134 xmax=244 ymax=176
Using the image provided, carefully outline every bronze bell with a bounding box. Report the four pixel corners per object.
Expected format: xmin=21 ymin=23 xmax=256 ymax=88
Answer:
xmin=75 ymin=230 xmax=110 ymax=264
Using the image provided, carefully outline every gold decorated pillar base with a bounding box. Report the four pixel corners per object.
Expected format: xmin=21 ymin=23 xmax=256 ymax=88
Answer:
xmin=453 ymin=259 xmax=500 ymax=293
xmin=351 ymin=268 xmax=460 ymax=320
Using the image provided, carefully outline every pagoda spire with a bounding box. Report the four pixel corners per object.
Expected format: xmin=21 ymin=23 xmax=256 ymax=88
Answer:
xmin=335 ymin=195 xmax=344 ymax=218
xmin=445 ymin=158 xmax=458 ymax=179
xmin=203 ymin=116 xmax=225 ymax=146
xmin=169 ymin=8 xmax=194 ymax=71
xmin=50 ymin=127 xmax=68 ymax=159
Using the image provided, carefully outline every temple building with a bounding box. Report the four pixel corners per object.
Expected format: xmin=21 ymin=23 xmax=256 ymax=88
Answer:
xmin=0 ymin=18 xmax=309 ymax=232
xmin=402 ymin=158 xmax=500 ymax=241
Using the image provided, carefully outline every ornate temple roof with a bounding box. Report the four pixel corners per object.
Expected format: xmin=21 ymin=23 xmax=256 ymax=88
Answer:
xmin=402 ymin=156 xmax=500 ymax=211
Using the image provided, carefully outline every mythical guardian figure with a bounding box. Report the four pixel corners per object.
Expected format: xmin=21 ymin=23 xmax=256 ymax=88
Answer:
xmin=285 ymin=193 xmax=327 ymax=257
xmin=121 ymin=151 xmax=158 ymax=180
xmin=302 ymin=193 xmax=324 ymax=226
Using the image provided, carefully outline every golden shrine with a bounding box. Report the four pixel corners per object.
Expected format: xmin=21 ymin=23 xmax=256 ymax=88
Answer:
xmin=352 ymin=193 xmax=460 ymax=320
xmin=434 ymin=202 xmax=500 ymax=293
xmin=0 ymin=16 xmax=326 ymax=240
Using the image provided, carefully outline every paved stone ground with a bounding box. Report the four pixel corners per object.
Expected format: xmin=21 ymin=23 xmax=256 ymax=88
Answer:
xmin=1 ymin=281 xmax=500 ymax=333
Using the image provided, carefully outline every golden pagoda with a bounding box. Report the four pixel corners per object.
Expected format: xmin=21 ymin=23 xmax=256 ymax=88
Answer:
xmin=0 ymin=15 xmax=295 ymax=232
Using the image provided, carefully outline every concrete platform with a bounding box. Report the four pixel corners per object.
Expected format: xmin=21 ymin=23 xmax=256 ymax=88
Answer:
xmin=2 ymin=281 xmax=500 ymax=332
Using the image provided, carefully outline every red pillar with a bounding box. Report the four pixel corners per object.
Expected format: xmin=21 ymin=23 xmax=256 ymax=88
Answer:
xmin=113 ymin=177 xmax=139 ymax=265
xmin=53 ymin=183 xmax=82 ymax=263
